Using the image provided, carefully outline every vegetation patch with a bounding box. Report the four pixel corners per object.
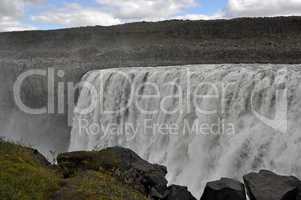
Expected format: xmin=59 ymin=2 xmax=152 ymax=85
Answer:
xmin=0 ymin=140 xmax=60 ymax=200
xmin=0 ymin=140 xmax=149 ymax=200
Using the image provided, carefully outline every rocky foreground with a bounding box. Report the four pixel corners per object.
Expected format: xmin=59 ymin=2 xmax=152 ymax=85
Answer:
xmin=1 ymin=140 xmax=301 ymax=200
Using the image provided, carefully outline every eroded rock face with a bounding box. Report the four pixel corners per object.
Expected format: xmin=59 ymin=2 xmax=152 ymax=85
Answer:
xmin=243 ymin=170 xmax=301 ymax=200
xmin=57 ymin=146 xmax=168 ymax=196
xmin=200 ymin=178 xmax=246 ymax=200
xmin=163 ymin=185 xmax=196 ymax=200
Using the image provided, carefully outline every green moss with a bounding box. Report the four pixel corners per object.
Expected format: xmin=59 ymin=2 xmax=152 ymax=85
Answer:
xmin=0 ymin=141 xmax=60 ymax=200
xmin=58 ymin=170 xmax=149 ymax=200
xmin=57 ymin=149 xmax=126 ymax=177
xmin=0 ymin=141 xmax=149 ymax=200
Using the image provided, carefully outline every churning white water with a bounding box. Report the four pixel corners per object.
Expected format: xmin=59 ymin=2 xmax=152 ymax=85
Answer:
xmin=69 ymin=64 xmax=301 ymax=198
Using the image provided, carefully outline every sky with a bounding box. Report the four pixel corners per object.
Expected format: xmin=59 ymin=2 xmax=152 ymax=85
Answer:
xmin=1 ymin=0 xmax=301 ymax=32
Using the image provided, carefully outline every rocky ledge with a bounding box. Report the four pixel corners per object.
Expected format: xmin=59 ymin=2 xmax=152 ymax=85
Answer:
xmin=1 ymin=140 xmax=301 ymax=200
xmin=0 ymin=140 xmax=195 ymax=200
xmin=56 ymin=146 xmax=195 ymax=200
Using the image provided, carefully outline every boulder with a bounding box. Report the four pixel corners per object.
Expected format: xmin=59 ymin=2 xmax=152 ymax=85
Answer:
xmin=200 ymin=178 xmax=246 ymax=200
xmin=163 ymin=185 xmax=196 ymax=200
xmin=243 ymin=170 xmax=301 ymax=200
xmin=57 ymin=146 xmax=168 ymax=196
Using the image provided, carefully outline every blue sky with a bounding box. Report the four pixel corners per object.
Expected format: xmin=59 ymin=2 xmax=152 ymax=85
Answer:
xmin=1 ymin=0 xmax=301 ymax=32
xmin=188 ymin=0 xmax=228 ymax=15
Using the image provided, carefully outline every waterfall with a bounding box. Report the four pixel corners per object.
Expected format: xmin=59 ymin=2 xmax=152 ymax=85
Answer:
xmin=69 ymin=64 xmax=301 ymax=198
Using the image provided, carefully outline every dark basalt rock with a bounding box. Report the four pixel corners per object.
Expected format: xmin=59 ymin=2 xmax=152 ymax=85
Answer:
xmin=163 ymin=185 xmax=196 ymax=200
xmin=200 ymin=178 xmax=246 ymax=200
xmin=243 ymin=170 xmax=301 ymax=200
xmin=57 ymin=146 xmax=168 ymax=197
xmin=27 ymin=147 xmax=51 ymax=167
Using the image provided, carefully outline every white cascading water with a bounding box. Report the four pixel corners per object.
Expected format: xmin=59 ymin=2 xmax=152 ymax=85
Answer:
xmin=69 ymin=64 xmax=301 ymax=198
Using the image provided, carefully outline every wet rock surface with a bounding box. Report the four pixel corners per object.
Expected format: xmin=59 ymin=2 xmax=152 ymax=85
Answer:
xmin=243 ymin=170 xmax=301 ymax=200
xmin=163 ymin=185 xmax=197 ymax=200
xmin=200 ymin=178 xmax=246 ymax=200
xmin=58 ymin=146 xmax=169 ymax=197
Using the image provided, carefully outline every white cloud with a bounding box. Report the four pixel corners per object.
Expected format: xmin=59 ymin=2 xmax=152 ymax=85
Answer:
xmin=25 ymin=0 xmax=46 ymax=3
xmin=32 ymin=0 xmax=198 ymax=27
xmin=176 ymin=12 xmax=224 ymax=20
xmin=97 ymin=0 xmax=197 ymax=21
xmin=0 ymin=0 xmax=24 ymax=18
xmin=0 ymin=17 xmax=34 ymax=32
xmin=4 ymin=0 xmax=301 ymax=32
xmin=32 ymin=0 xmax=199 ymax=27
xmin=226 ymin=0 xmax=301 ymax=17
xmin=32 ymin=3 xmax=121 ymax=27
xmin=0 ymin=0 xmax=41 ymax=32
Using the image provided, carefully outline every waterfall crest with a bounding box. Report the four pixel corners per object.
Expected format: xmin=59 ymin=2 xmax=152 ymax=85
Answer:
xmin=69 ymin=64 xmax=301 ymax=197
